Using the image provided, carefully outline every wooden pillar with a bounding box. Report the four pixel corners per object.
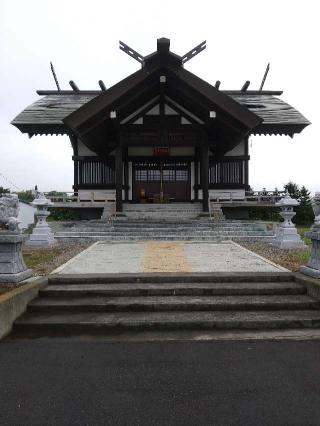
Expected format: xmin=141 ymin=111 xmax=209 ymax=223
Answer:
xmin=69 ymin=135 xmax=78 ymax=195
xmin=244 ymin=136 xmax=249 ymax=190
xmin=201 ymin=143 xmax=209 ymax=212
xmin=115 ymin=145 xmax=123 ymax=212
xmin=194 ymin=148 xmax=199 ymax=201
xmin=124 ymin=148 xmax=129 ymax=202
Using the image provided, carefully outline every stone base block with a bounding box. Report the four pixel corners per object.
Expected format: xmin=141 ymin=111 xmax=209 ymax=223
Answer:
xmin=300 ymin=265 xmax=320 ymax=279
xmin=272 ymin=226 xmax=306 ymax=249
xmin=0 ymin=232 xmax=32 ymax=283
xmin=25 ymin=225 xmax=57 ymax=247
xmin=0 ymin=269 xmax=33 ymax=283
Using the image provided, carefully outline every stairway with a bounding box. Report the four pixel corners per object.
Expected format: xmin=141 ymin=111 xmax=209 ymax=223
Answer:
xmin=123 ymin=202 xmax=203 ymax=220
xmin=12 ymin=273 xmax=320 ymax=338
xmin=52 ymin=219 xmax=275 ymax=242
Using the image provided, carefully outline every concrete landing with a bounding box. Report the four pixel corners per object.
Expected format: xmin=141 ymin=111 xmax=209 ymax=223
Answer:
xmin=53 ymin=241 xmax=288 ymax=275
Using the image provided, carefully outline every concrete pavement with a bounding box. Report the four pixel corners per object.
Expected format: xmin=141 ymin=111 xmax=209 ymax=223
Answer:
xmin=53 ymin=241 xmax=287 ymax=274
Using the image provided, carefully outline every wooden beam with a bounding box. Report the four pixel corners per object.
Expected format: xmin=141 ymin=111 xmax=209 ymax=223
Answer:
xmin=201 ymin=141 xmax=209 ymax=212
xmin=119 ymin=41 xmax=144 ymax=64
xmin=122 ymin=97 xmax=160 ymax=125
xmin=69 ymin=80 xmax=79 ymax=91
xmin=181 ymin=41 xmax=206 ymax=64
xmin=124 ymin=148 xmax=129 ymax=202
xmin=241 ymin=81 xmax=250 ymax=92
xmin=35 ymin=89 xmax=284 ymax=96
xmin=98 ymin=80 xmax=107 ymax=91
xmin=259 ymin=63 xmax=270 ymax=91
xmin=50 ymin=62 xmax=61 ymax=92
xmin=244 ymin=136 xmax=249 ymax=189
xmin=115 ymin=145 xmax=123 ymax=212
xmin=69 ymin=135 xmax=79 ymax=193
xmin=194 ymin=147 xmax=199 ymax=201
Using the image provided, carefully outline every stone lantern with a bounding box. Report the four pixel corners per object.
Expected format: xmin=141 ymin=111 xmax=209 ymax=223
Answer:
xmin=272 ymin=192 xmax=306 ymax=249
xmin=0 ymin=194 xmax=32 ymax=283
xmin=26 ymin=193 xmax=56 ymax=247
xmin=300 ymin=192 xmax=320 ymax=278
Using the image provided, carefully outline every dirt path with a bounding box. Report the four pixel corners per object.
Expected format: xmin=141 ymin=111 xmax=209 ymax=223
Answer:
xmin=143 ymin=241 xmax=191 ymax=273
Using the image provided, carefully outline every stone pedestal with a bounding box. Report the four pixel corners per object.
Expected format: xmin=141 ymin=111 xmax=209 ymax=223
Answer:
xmin=26 ymin=193 xmax=56 ymax=247
xmin=0 ymin=232 xmax=32 ymax=283
xmin=300 ymin=228 xmax=320 ymax=278
xmin=272 ymin=193 xmax=306 ymax=249
xmin=300 ymin=193 xmax=320 ymax=278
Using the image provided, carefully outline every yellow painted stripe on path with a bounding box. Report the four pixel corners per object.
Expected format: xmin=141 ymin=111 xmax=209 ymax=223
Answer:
xmin=143 ymin=241 xmax=191 ymax=273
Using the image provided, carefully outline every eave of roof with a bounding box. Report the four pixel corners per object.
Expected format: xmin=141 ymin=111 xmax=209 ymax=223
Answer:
xmin=11 ymin=91 xmax=310 ymax=137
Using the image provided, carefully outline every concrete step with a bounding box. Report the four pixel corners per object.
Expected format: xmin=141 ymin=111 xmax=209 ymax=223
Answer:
xmin=53 ymin=226 xmax=272 ymax=232
xmin=28 ymin=295 xmax=318 ymax=313
xmin=56 ymin=225 xmax=269 ymax=231
xmin=41 ymin=281 xmax=305 ymax=297
xmin=54 ymin=231 xmax=274 ymax=237
xmin=54 ymin=235 xmax=275 ymax=242
xmin=14 ymin=310 xmax=320 ymax=335
xmin=48 ymin=272 xmax=294 ymax=284
xmin=113 ymin=224 xmax=268 ymax=229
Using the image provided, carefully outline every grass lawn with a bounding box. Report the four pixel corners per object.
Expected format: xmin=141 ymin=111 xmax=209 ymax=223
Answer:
xmin=297 ymin=225 xmax=312 ymax=246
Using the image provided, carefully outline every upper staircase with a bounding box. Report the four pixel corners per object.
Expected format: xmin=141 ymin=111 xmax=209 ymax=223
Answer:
xmin=52 ymin=219 xmax=275 ymax=244
xmin=122 ymin=202 xmax=203 ymax=220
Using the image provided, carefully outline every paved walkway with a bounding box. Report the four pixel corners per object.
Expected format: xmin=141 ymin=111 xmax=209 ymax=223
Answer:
xmin=53 ymin=241 xmax=287 ymax=274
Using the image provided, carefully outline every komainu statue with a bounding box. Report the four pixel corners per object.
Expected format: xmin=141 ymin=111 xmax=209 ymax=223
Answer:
xmin=0 ymin=194 xmax=20 ymax=231
xmin=312 ymin=192 xmax=320 ymax=226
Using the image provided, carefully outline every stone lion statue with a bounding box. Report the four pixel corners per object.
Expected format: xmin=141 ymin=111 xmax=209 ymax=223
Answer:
xmin=0 ymin=194 xmax=20 ymax=231
xmin=312 ymin=192 xmax=320 ymax=226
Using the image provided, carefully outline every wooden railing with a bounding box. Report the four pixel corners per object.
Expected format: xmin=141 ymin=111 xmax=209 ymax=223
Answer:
xmin=44 ymin=192 xmax=116 ymax=204
xmin=210 ymin=190 xmax=285 ymax=204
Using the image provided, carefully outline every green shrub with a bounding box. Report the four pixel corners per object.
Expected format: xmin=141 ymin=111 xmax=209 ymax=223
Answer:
xmin=48 ymin=208 xmax=81 ymax=221
xmin=0 ymin=187 xmax=10 ymax=195
xmin=284 ymin=182 xmax=314 ymax=226
xmin=16 ymin=190 xmax=34 ymax=202
xmin=248 ymin=207 xmax=281 ymax=222
xmin=47 ymin=191 xmax=67 ymax=197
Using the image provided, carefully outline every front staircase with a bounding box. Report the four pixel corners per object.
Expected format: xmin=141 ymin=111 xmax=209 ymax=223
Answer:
xmin=12 ymin=273 xmax=320 ymax=339
xmin=52 ymin=220 xmax=275 ymax=242
xmin=51 ymin=203 xmax=275 ymax=242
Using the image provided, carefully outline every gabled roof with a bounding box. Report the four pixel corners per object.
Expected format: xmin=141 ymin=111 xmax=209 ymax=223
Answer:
xmin=63 ymin=38 xmax=261 ymax=140
xmin=11 ymin=38 xmax=310 ymax=140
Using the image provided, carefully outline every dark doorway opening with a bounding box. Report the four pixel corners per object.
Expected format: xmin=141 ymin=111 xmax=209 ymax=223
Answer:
xmin=132 ymin=159 xmax=191 ymax=202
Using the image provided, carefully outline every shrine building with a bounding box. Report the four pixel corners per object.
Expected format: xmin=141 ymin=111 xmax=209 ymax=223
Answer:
xmin=11 ymin=38 xmax=310 ymax=216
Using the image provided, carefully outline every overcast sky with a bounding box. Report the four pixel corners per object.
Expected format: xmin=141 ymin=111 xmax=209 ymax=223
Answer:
xmin=0 ymin=0 xmax=319 ymax=193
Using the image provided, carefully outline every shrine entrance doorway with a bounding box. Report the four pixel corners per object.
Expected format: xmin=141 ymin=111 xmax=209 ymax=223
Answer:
xmin=132 ymin=159 xmax=191 ymax=203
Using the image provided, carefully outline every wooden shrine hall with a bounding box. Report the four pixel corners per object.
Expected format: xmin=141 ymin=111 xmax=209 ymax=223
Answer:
xmin=12 ymin=38 xmax=310 ymax=215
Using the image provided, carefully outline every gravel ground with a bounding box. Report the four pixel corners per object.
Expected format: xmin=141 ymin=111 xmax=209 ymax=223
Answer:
xmin=239 ymin=242 xmax=311 ymax=272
